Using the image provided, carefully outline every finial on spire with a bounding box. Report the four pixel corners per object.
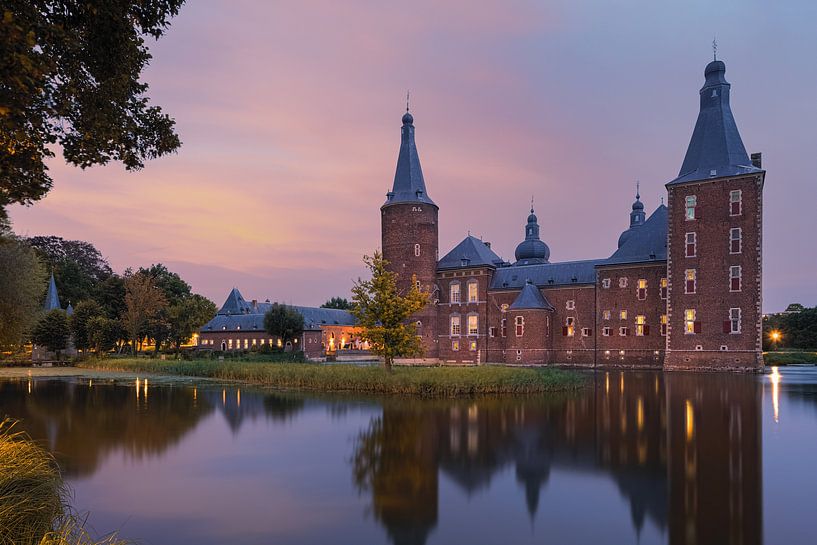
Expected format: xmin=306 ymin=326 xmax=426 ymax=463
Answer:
xmin=712 ymin=36 xmax=717 ymax=61
xmin=530 ymin=195 xmax=534 ymax=214
xmin=406 ymin=90 xmax=410 ymax=113
xmin=661 ymin=196 xmax=664 ymax=205
xmin=636 ymin=181 xmax=640 ymax=200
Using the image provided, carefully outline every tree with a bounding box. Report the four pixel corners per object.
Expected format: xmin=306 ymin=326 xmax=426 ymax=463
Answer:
xmin=137 ymin=264 xmax=190 ymax=352
xmin=31 ymin=309 xmax=70 ymax=360
xmin=0 ymin=1 xmax=184 ymax=223
xmin=87 ymin=316 xmax=123 ymax=355
xmin=27 ymin=236 xmax=113 ymax=304
xmin=263 ymin=304 xmax=305 ymax=350
xmin=321 ymin=297 xmax=352 ymax=310
xmin=122 ymin=272 xmax=166 ymax=354
xmin=785 ymin=303 xmax=805 ymax=314
xmin=94 ymin=274 xmax=127 ymax=320
xmin=351 ymin=251 xmax=428 ymax=370
xmin=0 ymin=237 xmax=47 ymax=350
xmin=69 ymin=300 xmax=103 ymax=353
xmin=168 ymin=294 xmax=217 ymax=352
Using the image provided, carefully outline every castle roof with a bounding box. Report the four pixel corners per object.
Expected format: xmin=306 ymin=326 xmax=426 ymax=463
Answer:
xmin=218 ymin=287 xmax=254 ymax=315
xmin=383 ymin=110 xmax=436 ymax=208
xmin=490 ymin=259 xmax=604 ymax=290
xmin=43 ymin=273 xmax=61 ymax=311
xmin=514 ymin=207 xmax=550 ymax=265
xmin=438 ymin=235 xmax=505 ymax=270
xmin=669 ymin=59 xmax=762 ymax=186
xmin=605 ymin=205 xmax=668 ymax=266
xmin=509 ymin=280 xmax=554 ymax=310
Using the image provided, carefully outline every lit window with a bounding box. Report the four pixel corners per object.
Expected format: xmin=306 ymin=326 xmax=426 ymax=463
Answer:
xmin=729 ymin=308 xmax=741 ymax=334
xmin=619 ymin=277 xmax=628 ymax=288
xmin=500 ymin=303 xmax=509 ymax=312
xmin=685 ymin=195 xmax=697 ymax=220
xmin=730 ymin=228 xmax=742 ymax=254
xmin=414 ymin=244 xmax=421 ymax=256
xmin=244 ymin=339 xmax=248 ymax=349
xmin=685 ymin=269 xmax=696 ymax=294
xmin=469 ymin=340 xmax=477 ymax=351
xmin=581 ymin=327 xmax=591 ymax=337
xmin=602 ymin=327 xmax=612 ymax=337
xmin=602 ymin=278 xmax=611 ymax=289
xmin=635 ymin=315 xmax=647 ymax=336
xmin=501 ymin=318 xmax=507 ymax=338
xmin=685 ymin=232 xmax=697 ymax=257
xmin=566 ymin=300 xmax=575 ymax=310
xmin=637 ymin=279 xmax=647 ymax=300
xmin=252 ymin=339 xmax=257 ymax=346
xmin=660 ymin=278 xmax=668 ymax=300
xmin=660 ymin=315 xmax=668 ymax=336
xmin=685 ymin=309 xmax=697 ymax=334
xmin=450 ymin=316 xmax=461 ymax=336
xmin=565 ymin=317 xmax=575 ymax=337
xmin=730 ymin=190 xmax=742 ymax=216
xmin=619 ymin=326 xmax=629 ymax=336
xmin=450 ymin=282 xmax=461 ymax=303
xmin=602 ymin=310 xmax=611 ymax=320
xmin=467 ymin=281 xmax=478 ymax=303
xmin=228 ymin=339 xmax=233 ymax=349
xmin=730 ymin=266 xmax=741 ymax=292
xmin=415 ymin=280 xmax=421 ymax=291
xmin=515 ymin=316 xmax=524 ymax=337
xmin=620 ymin=310 xmax=628 ymax=320
xmin=467 ymin=315 xmax=479 ymax=335
xmin=452 ymin=339 xmax=460 ymax=351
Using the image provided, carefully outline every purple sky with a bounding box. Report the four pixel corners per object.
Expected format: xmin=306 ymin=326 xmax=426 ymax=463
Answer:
xmin=9 ymin=1 xmax=817 ymax=312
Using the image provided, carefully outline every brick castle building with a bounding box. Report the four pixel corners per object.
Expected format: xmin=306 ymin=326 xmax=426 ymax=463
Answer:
xmin=382 ymin=57 xmax=764 ymax=371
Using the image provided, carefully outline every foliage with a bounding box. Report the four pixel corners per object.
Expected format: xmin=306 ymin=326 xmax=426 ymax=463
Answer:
xmin=122 ymin=272 xmax=166 ymax=354
xmin=27 ymin=237 xmax=112 ymax=302
xmin=763 ymin=351 xmax=817 ymax=366
xmin=167 ymin=294 xmax=217 ymax=351
xmin=78 ymin=359 xmax=587 ymax=397
xmin=86 ymin=316 xmax=122 ymax=355
xmin=763 ymin=306 xmax=817 ymax=350
xmin=321 ymin=296 xmax=352 ymax=310
xmin=31 ymin=309 xmax=70 ymax=356
xmin=785 ymin=303 xmax=805 ymax=313
xmin=137 ymin=263 xmax=191 ymax=306
xmin=93 ymin=275 xmax=126 ymax=320
xmin=351 ymin=251 xmax=428 ymax=370
xmin=0 ymin=236 xmax=46 ymax=350
xmin=0 ymin=1 xmax=184 ymax=223
xmin=68 ymin=300 xmax=103 ymax=352
xmin=263 ymin=303 xmax=305 ymax=347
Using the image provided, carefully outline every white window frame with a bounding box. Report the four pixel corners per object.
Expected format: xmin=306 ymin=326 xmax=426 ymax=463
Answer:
xmin=452 ymin=339 xmax=460 ymax=351
xmin=602 ymin=327 xmax=612 ymax=337
xmin=730 ymin=228 xmax=742 ymax=254
xmin=619 ymin=277 xmax=628 ymax=288
xmin=467 ymin=280 xmax=478 ymax=303
xmin=685 ymin=232 xmax=697 ymax=258
xmin=602 ymin=278 xmax=611 ymax=289
xmin=501 ymin=318 xmax=507 ymax=338
xmin=685 ymin=309 xmax=696 ymax=335
xmin=414 ymin=243 xmax=421 ymax=257
xmin=450 ymin=315 xmax=461 ymax=336
xmin=602 ymin=310 xmax=611 ymax=321
xmin=581 ymin=327 xmax=591 ymax=337
xmin=515 ymin=316 xmax=524 ymax=337
xmin=636 ymin=279 xmax=647 ymax=300
xmin=660 ymin=314 xmax=668 ymax=336
xmin=565 ymin=317 xmax=575 ymax=337
xmin=730 ymin=307 xmax=742 ymax=334
xmin=660 ymin=277 xmax=668 ymax=300
xmin=685 ymin=269 xmax=696 ymax=294
xmin=730 ymin=190 xmax=742 ymax=216
xmin=685 ymin=195 xmax=697 ymax=220
xmin=566 ymin=300 xmax=575 ymax=310
xmin=620 ymin=310 xmax=628 ymax=320
xmin=635 ymin=315 xmax=646 ymax=336
xmin=450 ymin=282 xmax=461 ymax=304
xmin=619 ymin=326 xmax=629 ymax=337
xmin=467 ymin=314 xmax=479 ymax=336
xmin=730 ymin=265 xmax=742 ymax=292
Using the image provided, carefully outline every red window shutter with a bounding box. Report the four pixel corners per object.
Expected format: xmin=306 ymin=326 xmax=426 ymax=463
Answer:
xmin=562 ymin=326 xmax=568 ymax=336
xmin=644 ymin=325 xmax=650 ymax=336
xmin=694 ymin=321 xmax=702 ymax=334
xmin=731 ymin=278 xmax=740 ymax=291
xmin=723 ymin=320 xmax=731 ymax=334
xmin=731 ymin=202 xmax=740 ymax=215
xmin=731 ymin=240 xmax=740 ymax=253
xmin=587 ymin=329 xmax=593 ymax=336
xmin=686 ymin=280 xmax=694 ymax=293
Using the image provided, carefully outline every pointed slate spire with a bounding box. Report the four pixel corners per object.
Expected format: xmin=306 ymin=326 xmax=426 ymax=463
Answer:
xmin=670 ymin=58 xmax=761 ymax=185
xmin=218 ymin=287 xmax=251 ymax=315
xmin=383 ymin=107 xmax=436 ymax=207
xmin=43 ymin=273 xmax=61 ymax=311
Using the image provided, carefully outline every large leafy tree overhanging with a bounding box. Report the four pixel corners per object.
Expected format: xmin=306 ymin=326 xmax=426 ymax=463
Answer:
xmin=0 ymin=236 xmax=46 ymax=349
xmin=0 ymin=1 xmax=185 ymax=222
xmin=351 ymin=251 xmax=429 ymax=370
xmin=264 ymin=303 xmax=305 ymax=349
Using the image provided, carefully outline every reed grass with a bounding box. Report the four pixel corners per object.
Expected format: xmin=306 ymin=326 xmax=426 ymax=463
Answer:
xmin=78 ymin=359 xmax=586 ymax=396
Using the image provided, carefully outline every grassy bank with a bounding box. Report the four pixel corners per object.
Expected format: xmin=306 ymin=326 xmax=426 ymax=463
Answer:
xmin=764 ymin=351 xmax=817 ymax=366
xmin=77 ymin=359 xmax=586 ymax=396
xmin=0 ymin=419 xmax=127 ymax=545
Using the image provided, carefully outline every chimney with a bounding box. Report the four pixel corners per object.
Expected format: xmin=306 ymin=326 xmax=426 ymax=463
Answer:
xmin=751 ymin=152 xmax=762 ymax=169
xmin=484 ymin=241 xmax=491 ymax=249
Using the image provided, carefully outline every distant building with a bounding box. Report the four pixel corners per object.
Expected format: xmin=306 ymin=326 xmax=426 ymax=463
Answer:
xmin=197 ymin=288 xmax=364 ymax=359
xmin=33 ymin=273 xmax=76 ymax=361
xmin=382 ymin=57 xmax=764 ymax=371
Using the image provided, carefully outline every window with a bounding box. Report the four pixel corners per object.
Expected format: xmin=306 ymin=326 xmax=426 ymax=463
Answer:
xmin=228 ymin=339 xmax=233 ymax=349
xmin=452 ymin=339 xmax=460 ymax=351
xmin=467 ymin=281 xmax=478 ymax=303
xmin=602 ymin=327 xmax=612 ymax=337
xmin=619 ymin=326 xmax=629 ymax=336
xmin=564 ymin=317 xmax=575 ymax=337
xmin=660 ymin=278 xmax=668 ymax=300
xmin=414 ymin=243 xmax=421 ymax=256
xmin=467 ymin=315 xmax=479 ymax=335
xmin=635 ymin=315 xmax=648 ymax=336
xmin=450 ymin=316 xmax=461 ymax=336
xmin=602 ymin=278 xmax=611 ymax=289
xmin=685 ymin=195 xmax=697 ymax=220
xmin=515 ymin=316 xmax=524 ymax=337
xmin=602 ymin=310 xmax=611 ymax=320
xmin=469 ymin=340 xmax=477 ymax=351
xmin=566 ymin=300 xmax=575 ymax=310
xmin=619 ymin=277 xmax=628 ymax=288
xmin=727 ymin=308 xmax=741 ymax=334
xmin=685 ymin=309 xmax=698 ymax=334
xmin=252 ymin=339 xmax=257 ymax=346
xmin=489 ymin=326 xmax=497 ymax=337
xmin=660 ymin=315 xmax=668 ymax=336
xmin=500 ymin=304 xmax=509 ymax=312
xmin=730 ymin=266 xmax=742 ymax=292
xmin=581 ymin=327 xmax=592 ymax=337
xmin=620 ymin=310 xmax=628 ymax=320
xmin=416 ymin=320 xmax=422 ymax=337
xmin=685 ymin=232 xmax=697 ymax=257
xmin=450 ymin=282 xmax=461 ymax=303
xmin=730 ymin=190 xmax=742 ymax=216
xmin=415 ymin=280 xmax=421 ymax=291
xmin=243 ymin=339 xmax=248 ymax=349
xmin=637 ymin=279 xmax=647 ymax=300
xmin=501 ymin=319 xmax=507 ymax=338
xmin=730 ymin=228 xmax=742 ymax=254
xmin=685 ymin=269 xmax=696 ymax=294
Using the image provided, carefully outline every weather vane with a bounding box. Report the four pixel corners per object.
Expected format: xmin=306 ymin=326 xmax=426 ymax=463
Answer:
xmin=712 ymin=36 xmax=717 ymax=61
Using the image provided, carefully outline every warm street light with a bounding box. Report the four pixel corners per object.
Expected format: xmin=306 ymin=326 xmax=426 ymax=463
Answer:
xmin=770 ymin=330 xmax=782 ymax=351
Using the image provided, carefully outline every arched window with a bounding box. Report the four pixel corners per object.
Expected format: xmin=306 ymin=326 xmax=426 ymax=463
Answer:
xmin=414 ymin=244 xmax=421 ymax=256
xmin=416 ymin=320 xmax=423 ymax=337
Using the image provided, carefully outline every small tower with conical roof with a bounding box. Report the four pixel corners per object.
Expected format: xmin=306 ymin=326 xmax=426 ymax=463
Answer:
xmin=43 ymin=273 xmax=61 ymax=311
xmin=618 ymin=184 xmax=646 ymax=248
xmin=381 ymin=106 xmax=439 ymax=358
xmin=514 ymin=205 xmax=550 ymax=265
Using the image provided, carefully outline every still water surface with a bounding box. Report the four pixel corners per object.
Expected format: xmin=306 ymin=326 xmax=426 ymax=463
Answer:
xmin=1 ymin=368 xmax=816 ymax=545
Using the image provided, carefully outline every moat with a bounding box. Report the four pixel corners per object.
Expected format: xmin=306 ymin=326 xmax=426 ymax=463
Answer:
xmin=1 ymin=367 xmax=816 ymax=545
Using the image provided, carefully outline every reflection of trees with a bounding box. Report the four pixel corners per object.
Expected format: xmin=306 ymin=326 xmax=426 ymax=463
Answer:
xmin=352 ymin=372 xmax=763 ymax=545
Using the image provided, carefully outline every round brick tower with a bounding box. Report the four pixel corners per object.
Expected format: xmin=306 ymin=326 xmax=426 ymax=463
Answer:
xmin=381 ymin=109 xmax=439 ymax=358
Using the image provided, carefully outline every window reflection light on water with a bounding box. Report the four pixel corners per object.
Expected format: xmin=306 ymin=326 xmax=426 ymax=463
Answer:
xmin=770 ymin=366 xmax=781 ymax=423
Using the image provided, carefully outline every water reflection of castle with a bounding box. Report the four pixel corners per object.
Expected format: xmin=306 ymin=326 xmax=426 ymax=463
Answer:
xmin=353 ymin=372 xmax=763 ymax=545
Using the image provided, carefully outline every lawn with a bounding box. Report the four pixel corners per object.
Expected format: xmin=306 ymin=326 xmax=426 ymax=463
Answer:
xmin=763 ymin=351 xmax=817 ymax=366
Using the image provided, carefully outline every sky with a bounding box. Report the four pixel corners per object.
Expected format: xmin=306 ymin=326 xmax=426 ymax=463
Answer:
xmin=8 ymin=0 xmax=817 ymax=312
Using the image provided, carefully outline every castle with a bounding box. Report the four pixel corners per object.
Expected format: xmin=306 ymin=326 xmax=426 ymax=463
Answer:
xmin=382 ymin=56 xmax=764 ymax=371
